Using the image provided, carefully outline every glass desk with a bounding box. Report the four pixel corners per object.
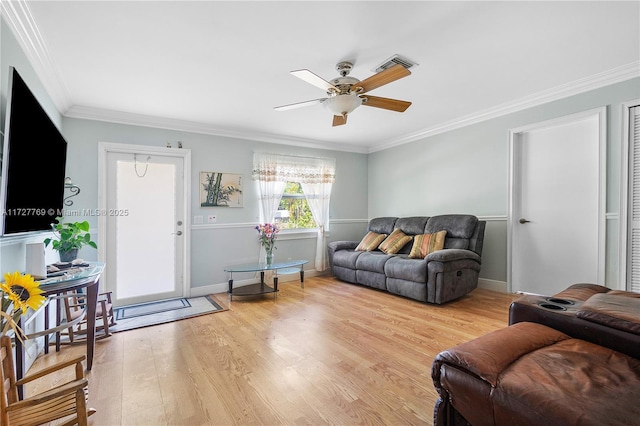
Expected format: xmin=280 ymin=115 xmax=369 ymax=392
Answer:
xmin=16 ymin=261 xmax=105 ymax=398
xmin=224 ymin=260 xmax=308 ymax=299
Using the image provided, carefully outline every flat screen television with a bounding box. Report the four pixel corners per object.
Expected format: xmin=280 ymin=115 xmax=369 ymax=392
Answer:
xmin=0 ymin=67 xmax=68 ymax=236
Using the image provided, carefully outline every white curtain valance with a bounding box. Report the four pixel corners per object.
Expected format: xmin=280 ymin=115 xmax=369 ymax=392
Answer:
xmin=252 ymin=153 xmax=336 ymax=184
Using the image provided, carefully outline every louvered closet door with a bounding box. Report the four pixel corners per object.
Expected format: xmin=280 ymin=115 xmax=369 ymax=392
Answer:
xmin=629 ymin=106 xmax=640 ymax=292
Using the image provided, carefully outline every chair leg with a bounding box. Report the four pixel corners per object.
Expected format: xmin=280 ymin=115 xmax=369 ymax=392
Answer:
xmin=97 ymin=300 xmax=112 ymax=338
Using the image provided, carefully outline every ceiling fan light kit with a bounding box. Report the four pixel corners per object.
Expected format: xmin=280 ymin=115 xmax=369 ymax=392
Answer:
xmin=275 ymin=60 xmax=413 ymax=127
xmin=323 ymin=93 xmax=363 ymax=117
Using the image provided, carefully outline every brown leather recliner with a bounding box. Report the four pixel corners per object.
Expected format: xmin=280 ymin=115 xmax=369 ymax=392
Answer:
xmin=432 ymin=322 xmax=640 ymax=426
xmin=509 ymin=283 xmax=640 ymax=358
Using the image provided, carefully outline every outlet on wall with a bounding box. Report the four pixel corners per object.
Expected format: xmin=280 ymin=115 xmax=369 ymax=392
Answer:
xmin=208 ymin=215 xmax=217 ymax=224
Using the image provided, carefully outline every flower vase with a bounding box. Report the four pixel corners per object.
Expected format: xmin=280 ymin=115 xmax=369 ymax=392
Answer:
xmin=265 ymin=250 xmax=273 ymax=266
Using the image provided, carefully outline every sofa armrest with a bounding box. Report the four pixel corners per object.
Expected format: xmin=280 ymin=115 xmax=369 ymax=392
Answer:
xmin=327 ymin=240 xmax=359 ymax=269
xmin=328 ymin=240 xmax=359 ymax=252
xmin=432 ymin=322 xmax=569 ymax=388
xmin=425 ymin=248 xmax=481 ymax=263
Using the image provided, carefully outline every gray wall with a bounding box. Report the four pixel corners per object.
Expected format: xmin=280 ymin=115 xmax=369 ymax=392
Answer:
xmin=3 ymin=12 xmax=639 ymax=294
xmin=61 ymin=117 xmax=369 ymax=288
xmin=368 ymin=78 xmax=640 ymax=287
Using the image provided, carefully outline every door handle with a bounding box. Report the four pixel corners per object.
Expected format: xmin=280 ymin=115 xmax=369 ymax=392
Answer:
xmin=519 ymin=218 xmax=531 ymax=224
xmin=172 ymin=231 xmax=183 ymax=236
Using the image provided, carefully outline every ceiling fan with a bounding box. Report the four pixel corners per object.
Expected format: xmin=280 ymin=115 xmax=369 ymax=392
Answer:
xmin=274 ymin=61 xmax=412 ymax=127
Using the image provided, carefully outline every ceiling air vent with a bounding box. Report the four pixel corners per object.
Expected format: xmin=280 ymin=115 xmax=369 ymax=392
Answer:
xmin=373 ymin=54 xmax=418 ymax=73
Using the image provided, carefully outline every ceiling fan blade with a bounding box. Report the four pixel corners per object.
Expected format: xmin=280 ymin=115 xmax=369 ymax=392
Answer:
xmin=291 ymin=69 xmax=338 ymax=92
xmin=332 ymin=114 xmax=347 ymax=127
xmin=362 ymin=95 xmax=412 ymax=112
xmin=354 ymin=63 xmax=411 ymax=94
xmin=274 ymin=98 xmax=326 ymax=111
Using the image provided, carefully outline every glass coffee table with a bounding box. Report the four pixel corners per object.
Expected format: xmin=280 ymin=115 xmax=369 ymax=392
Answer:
xmin=224 ymin=260 xmax=308 ymax=299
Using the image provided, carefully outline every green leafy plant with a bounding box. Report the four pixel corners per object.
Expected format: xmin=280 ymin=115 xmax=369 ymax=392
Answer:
xmin=44 ymin=219 xmax=97 ymax=254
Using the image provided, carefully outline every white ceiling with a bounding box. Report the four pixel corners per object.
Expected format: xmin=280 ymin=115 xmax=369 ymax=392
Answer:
xmin=6 ymin=1 xmax=640 ymax=153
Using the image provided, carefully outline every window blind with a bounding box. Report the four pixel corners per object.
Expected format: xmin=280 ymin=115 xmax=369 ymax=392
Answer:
xmin=630 ymin=106 xmax=640 ymax=292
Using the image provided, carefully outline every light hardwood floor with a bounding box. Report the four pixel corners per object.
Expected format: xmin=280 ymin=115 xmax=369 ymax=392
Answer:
xmin=27 ymin=276 xmax=518 ymax=426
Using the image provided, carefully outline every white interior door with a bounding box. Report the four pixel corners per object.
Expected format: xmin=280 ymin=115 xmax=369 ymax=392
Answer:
xmin=509 ymin=109 xmax=605 ymax=295
xmin=100 ymin=144 xmax=189 ymax=307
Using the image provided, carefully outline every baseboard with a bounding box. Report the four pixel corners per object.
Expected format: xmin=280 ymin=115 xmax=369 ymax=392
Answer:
xmin=478 ymin=278 xmax=508 ymax=294
xmin=190 ymin=268 xmax=322 ymax=297
xmin=192 ymin=273 xmax=506 ymax=297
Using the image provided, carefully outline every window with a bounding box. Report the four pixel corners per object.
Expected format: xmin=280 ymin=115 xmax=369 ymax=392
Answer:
xmin=252 ymin=152 xmax=336 ymax=271
xmin=276 ymin=182 xmax=317 ymax=229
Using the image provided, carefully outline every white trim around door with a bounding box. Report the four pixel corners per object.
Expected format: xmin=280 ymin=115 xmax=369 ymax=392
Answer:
xmin=508 ymin=107 xmax=607 ymax=294
xmin=97 ymin=142 xmax=192 ymax=301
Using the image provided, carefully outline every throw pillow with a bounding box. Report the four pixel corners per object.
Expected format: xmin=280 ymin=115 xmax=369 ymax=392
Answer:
xmin=355 ymin=231 xmax=387 ymax=251
xmin=409 ymin=230 xmax=447 ymax=259
xmin=379 ymin=229 xmax=413 ymax=254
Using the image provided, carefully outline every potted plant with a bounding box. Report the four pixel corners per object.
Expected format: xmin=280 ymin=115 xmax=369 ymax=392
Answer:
xmin=44 ymin=219 xmax=97 ymax=262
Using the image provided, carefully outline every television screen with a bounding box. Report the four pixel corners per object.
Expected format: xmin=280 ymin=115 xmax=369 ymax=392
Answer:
xmin=0 ymin=67 xmax=68 ymax=235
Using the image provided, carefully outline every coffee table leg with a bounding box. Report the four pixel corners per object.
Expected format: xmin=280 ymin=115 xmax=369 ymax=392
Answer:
xmin=300 ymin=268 xmax=305 ymax=288
xmin=228 ymin=278 xmax=233 ymax=300
xmin=274 ymin=276 xmax=278 ymax=299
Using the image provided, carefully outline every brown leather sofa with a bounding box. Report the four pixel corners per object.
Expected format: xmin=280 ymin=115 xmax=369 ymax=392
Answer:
xmin=509 ymin=283 xmax=640 ymax=358
xmin=431 ymin=284 xmax=640 ymax=425
xmin=432 ymin=322 xmax=640 ymax=426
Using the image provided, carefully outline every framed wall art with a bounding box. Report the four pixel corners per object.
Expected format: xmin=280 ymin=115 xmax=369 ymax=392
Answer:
xmin=200 ymin=172 xmax=243 ymax=207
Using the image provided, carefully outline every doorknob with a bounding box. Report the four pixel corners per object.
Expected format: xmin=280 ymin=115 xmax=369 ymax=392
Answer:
xmin=519 ymin=218 xmax=531 ymax=224
xmin=172 ymin=231 xmax=183 ymax=236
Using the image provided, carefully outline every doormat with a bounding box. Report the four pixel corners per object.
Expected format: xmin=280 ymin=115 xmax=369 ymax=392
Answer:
xmin=116 ymin=298 xmax=191 ymax=320
xmin=110 ymin=295 xmax=227 ymax=333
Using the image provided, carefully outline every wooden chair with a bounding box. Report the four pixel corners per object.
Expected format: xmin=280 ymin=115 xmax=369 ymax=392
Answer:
xmin=60 ymin=290 xmax=115 ymax=344
xmin=0 ymin=335 xmax=96 ymax=425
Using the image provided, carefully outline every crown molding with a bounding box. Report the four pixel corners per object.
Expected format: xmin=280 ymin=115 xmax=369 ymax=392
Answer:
xmin=370 ymin=61 xmax=640 ymax=153
xmin=1 ymin=0 xmax=71 ymax=113
xmin=64 ymin=105 xmax=369 ymax=154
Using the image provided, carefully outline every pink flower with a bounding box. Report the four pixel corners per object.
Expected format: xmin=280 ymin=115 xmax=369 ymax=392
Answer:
xmin=256 ymin=223 xmax=280 ymax=251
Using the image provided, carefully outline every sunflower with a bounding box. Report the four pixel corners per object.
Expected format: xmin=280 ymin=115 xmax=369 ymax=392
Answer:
xmin=1 ymin=271 xmax=46 ymax=314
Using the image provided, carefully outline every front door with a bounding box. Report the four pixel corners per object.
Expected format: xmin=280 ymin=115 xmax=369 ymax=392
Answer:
xmin=509 ymin=108 xmax=605 ymax=295
xmin=100 ymin=143 xmax=190 ymax=306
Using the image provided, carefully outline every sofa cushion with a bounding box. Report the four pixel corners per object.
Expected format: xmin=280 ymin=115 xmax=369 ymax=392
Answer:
xmin=576 ymin=293 xmax=640 ymax=335
xmin=394 ymin=217 xmax=429 ymax=235
xmin=332 ymin=249 xmax=362 ymax=269
xmin=379 ymin=229 xmax=413 ymax=254
xmin=367 ymin=217 xmax=397 ymax=235
xmin=355 ymin=251 xmax=390 ymax=273
xmin=385 ymin=256 xmax=427 ymax=282
xmin=409 ymin=231 xmax=447 ymax=259
xmin=552 ymin=283 xmax=611 ymax=301
xmin=425 ymin=214 xmax=478 ymax=250
xmin=355 ymin=231 xmax=387 ymax=251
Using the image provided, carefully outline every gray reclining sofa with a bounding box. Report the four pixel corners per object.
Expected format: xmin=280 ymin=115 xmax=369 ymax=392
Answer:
xmin=327 ymin=215 xmax=485 ymax=304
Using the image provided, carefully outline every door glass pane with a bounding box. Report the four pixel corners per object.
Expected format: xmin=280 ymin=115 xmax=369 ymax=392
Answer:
xmin=116 ymin=160 xmax=176 ymax=298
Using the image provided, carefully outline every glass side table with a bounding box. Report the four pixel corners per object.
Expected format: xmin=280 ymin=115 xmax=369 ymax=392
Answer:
xmin=224 ymin=260 xmax=308 ymax=299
